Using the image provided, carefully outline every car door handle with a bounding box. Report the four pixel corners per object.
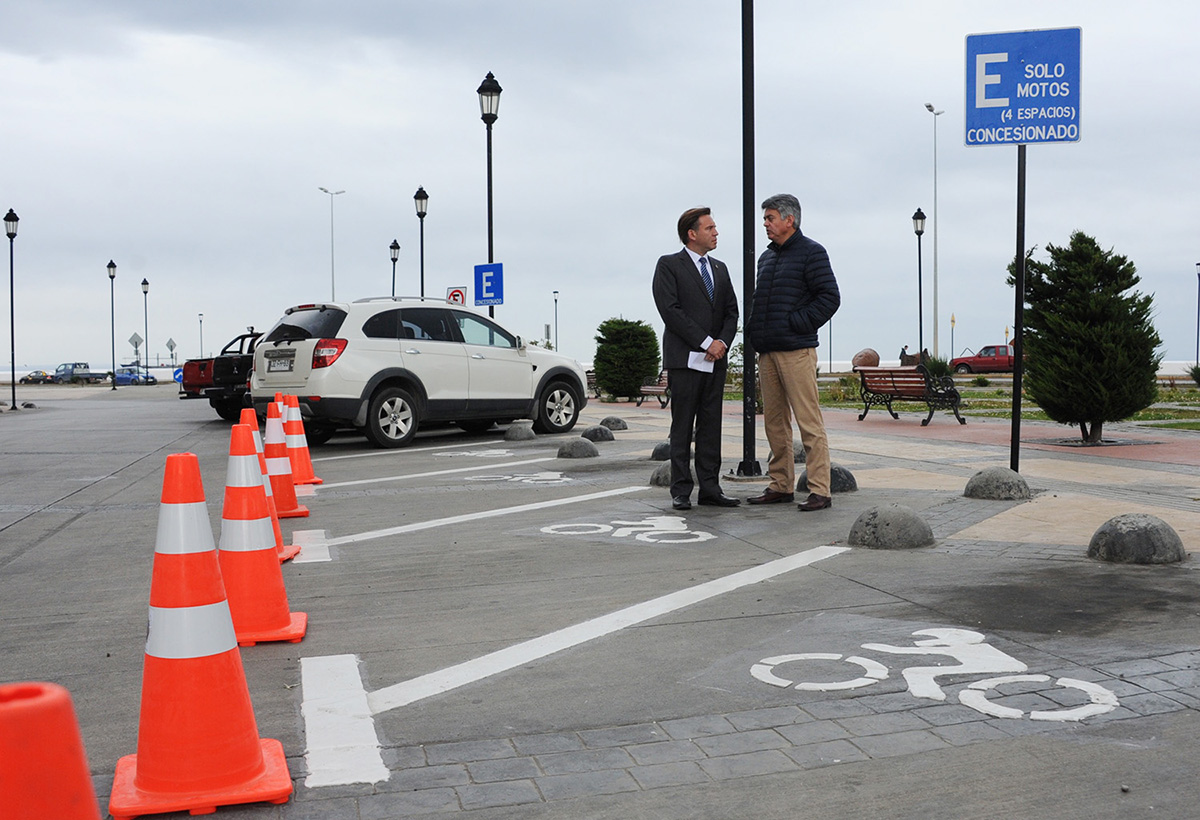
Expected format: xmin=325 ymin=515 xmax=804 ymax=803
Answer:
xmin=404 ymin=348 xmax=421 ymax=355
xmin=471 ymin=354 xmax=486 ymax=359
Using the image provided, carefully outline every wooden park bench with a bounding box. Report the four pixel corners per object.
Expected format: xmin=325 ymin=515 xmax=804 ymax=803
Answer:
xmin=636 ymin=370 xmax=671 ymax=408
xmin=853 ymin=365 xmax=966 ymax=426
xmin=585 ymin=370 xmax=601 ymax=398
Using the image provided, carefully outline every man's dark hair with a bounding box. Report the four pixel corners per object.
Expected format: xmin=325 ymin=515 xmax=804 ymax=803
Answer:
xmin=677 ymin=207 xmax=711 ymax=244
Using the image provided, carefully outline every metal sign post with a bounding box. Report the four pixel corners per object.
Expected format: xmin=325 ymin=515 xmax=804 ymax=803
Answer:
xmin=965 ymin=27 xmax=1081 ymax=472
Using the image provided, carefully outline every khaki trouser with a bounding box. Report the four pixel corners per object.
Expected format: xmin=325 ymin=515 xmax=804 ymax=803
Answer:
xmin=758 ymin=348 xmax=831 ymax=497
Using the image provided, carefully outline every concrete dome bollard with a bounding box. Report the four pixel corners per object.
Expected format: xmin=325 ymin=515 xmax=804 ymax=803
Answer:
xmin=964 ymin=467 xmax=1031 ymax=500
xmin=651 ymin=441 xmax=672 ymax=461
xmin=848 ymin=504 xmax=935 ymax=550
xmin=557 ymin=438 xmax=600 ymax=458
xmin=1087 ymin=514 xmax=1186 ymax=564
xmin=797 ymin=464 xmax=857 ymax=494
xmin=650 ymin=461 xmax=672 ymax=487
xmin=504 ymin=421 xmax=537 ymax=441
xmin=599 ymin=416 xmax=628 ymax=431
xmin=580 ymin=425 xmax=615 ymax=442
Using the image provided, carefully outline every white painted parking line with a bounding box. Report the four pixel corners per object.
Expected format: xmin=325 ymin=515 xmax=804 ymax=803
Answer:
xmin=290 ymin=529 xmax=330 ymax=563
xmin=301 ymin=544 xmax=848 ymax=786
xmin=367 ymin=545 xmax=848 ymax=712
xmin=318 ymin=457 xmax=556 ymax=490
xmin=300 ymin=654 xmax=389 ymax=787
xmin=313 ymin=440 xmax=518 ymax=463
xmin=324 ymin=486 xmax=652 ymax=548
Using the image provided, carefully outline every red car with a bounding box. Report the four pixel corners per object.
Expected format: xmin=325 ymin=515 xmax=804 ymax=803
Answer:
xmin=950 ymin=344 xmax=1015 ymax=374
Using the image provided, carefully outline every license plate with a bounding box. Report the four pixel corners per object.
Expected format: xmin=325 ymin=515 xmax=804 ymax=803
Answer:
xmin=267 ymin=357 xmax=294 ymax=373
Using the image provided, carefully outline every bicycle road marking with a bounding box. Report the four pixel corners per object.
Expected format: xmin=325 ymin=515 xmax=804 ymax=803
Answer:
xmin=323 ymin=486 xmax=651 ymax=548
xmin=318 ymin=457 xmax=556 ymax=489
xmin=300 ymin=544 xmax=849 ymax=786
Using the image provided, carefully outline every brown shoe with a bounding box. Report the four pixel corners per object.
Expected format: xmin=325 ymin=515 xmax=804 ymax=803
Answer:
xmin=747 ymin=489 xmax=794 ymax=505
xmin=797 ymin=493 xmax=832 ymax=511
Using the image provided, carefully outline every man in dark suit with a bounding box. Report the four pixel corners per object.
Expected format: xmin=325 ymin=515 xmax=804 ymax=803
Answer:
xmin=652 ymin=207 xmax=741 ymax=511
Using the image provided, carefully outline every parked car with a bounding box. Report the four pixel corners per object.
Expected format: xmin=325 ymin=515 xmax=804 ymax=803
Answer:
xmin=949 ymin=344 xmax=1016 ymax=374
xmin=53 ymin=362 xmax=105 ymax=384
xmin=18 ymin=370 xmax=52 ymax=384
xmin=112 ymin=366 xmax=157 ymax=386
xmin=250 ymin=298 xmax=589 ymax=448
xmin=178 ymin=331 xmax=261 ymax=421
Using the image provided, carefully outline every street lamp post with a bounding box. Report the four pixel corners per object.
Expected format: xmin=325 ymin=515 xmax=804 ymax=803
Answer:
xmin=5 ymin=209 xmax=18 ymax=410
xmin=414 ymin=187 xmax=428 ymax=298
xmin=1195 ymin=262 xmax=1200 ymax=366
xmin=950 ymin=313 xmax=956 ymax=361
xmin=198 ymin=313 xmax=204 ymax=358
xmin=477 ymin=72 xmax=502 ymax=318
xmin=141 ymin=278 xmax=150 ymax=375
xmin=553 ymin=290 xmax=559 ymax=351
xmin=318 ymin=187 xmax=345 ymax=301
xmin=913 ymin=208 xmax=926 ymax=362
xmin=390 ymin=240 xmax=400 ymax=298
xmin=925 ymin=103 xmax=943 ymax=357
xmin=108 ymin=261 xmax=117 ymax=390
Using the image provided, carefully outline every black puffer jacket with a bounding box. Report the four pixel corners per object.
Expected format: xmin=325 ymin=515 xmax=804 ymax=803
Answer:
xmin=747 ymin=229 xmax=840 ymax=353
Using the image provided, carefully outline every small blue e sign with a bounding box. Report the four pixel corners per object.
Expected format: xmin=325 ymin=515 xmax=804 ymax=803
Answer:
xmin=474 ymin=263 xmax=504 ymax=306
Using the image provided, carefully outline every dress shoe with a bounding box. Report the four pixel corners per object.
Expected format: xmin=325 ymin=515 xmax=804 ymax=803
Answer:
xmin=746 ymin=489 xmax=794 ymax=505
xmin=797 ymin=493 xmax=832 ymax=512
xmin=698 ymin=493 xmax=741 ymax=507
xmin=672 ymin=496 xmax=692 ymax=510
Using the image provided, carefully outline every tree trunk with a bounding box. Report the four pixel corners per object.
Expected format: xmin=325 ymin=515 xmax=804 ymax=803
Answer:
xmin=1080 ymin=420 xmax=1104 ymax=444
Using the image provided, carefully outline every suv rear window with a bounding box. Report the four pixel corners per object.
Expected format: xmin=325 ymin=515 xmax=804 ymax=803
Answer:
xmin=264 ymin=307 xmax=348 ymax=342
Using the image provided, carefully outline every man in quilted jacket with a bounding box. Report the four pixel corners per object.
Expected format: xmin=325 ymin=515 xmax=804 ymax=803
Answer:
xmin=745 ymin=194 xmax=841 ymax=511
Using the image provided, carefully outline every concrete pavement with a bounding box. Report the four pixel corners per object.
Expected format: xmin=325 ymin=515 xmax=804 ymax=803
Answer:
xmin=2 ymin=385 xmax=1199 ymax=818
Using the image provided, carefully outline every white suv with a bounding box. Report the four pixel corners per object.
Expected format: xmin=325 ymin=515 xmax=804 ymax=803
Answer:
xmin=251 ymin=298 xmax=588 ymax=448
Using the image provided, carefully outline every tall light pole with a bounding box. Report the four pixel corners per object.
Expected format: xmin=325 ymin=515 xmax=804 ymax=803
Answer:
xmin=414 ymin=186 xmax=428 ymax=298
xmin=318 ymin=187 xmax=345 ymax=301
xmin=198 ymin=313 xmax=204 ymax=357
xmin=141 ymin=278 xmax=150 ymax=373
xmin=5 ymin=209 xmax=18 ymax=410
xmin=1195 ymin=262 xmax=1200 ymax=366
xmin=913 ymin=208 xmax=926 ymax=362
xmin=925 ymin=103 xmax=943 ymax=358
xmin=950 ymin=313 xmax=956 ymax=361
xmin=553 ymin=290 xmax=559 ymax=351
xmin=389 ymin=240 xmax=400 ymax=298
xmin=477 ymin=72 xmax=502 ymax=318
xmin=108 ymin=261 xmax=117 ymax=390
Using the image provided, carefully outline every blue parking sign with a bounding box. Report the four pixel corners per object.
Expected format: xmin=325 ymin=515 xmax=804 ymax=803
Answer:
xmin=474 ymin=263 xmax=504 ymax=306
xmin=965 ymin=27 xmax=1081 ymax=146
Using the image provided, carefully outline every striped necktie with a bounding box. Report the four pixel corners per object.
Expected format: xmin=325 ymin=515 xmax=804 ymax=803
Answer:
xmin=699 ymin=257 xmax=715 ymax=301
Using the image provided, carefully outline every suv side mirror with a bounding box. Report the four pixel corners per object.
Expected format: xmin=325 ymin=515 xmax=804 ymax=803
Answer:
xmin=516 ymin=335 xmax=528 ymax=355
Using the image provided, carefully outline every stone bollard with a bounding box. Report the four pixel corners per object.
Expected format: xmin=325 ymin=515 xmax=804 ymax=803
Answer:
xmin=649 ymin=461 xmax=672 ymax=487
xmin=581 ymin=425 xmax=615 ymax=442
xmin=504 ymin=421 xmax=537 ymax=441
xmin=1087 ymin=514 xmax=1185 ymax=564
xmin=964 ymin=467 xmax=1031 ymax=500
xmin=848 ymin=504 xmax=934 ymax=550
xmin=558 ymin=438 xmax=600 ymax=458
xmin=599 ymin=416 xmax=628 ymax=431
xmin=797 ymin=464 xmax=857 ymax=494
xmin=651 ymin=441 xmax=672 ymax=461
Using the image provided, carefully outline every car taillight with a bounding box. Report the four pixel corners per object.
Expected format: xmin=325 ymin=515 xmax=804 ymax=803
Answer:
xmin=312 ymin=338 xmax=347 ymax=369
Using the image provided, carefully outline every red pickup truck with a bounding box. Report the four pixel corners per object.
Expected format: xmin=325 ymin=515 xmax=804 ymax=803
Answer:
xmin=949 ymin=344 xmax=1015 ymax=374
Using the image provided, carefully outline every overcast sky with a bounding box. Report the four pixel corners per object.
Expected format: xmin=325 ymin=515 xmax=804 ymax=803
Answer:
xmin=2 ymin=0 xmax=1198 ymax=373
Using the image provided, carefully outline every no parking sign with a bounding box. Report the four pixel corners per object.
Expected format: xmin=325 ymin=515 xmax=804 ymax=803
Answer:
xmin=446 ymin=287 xmax=467 ymax=305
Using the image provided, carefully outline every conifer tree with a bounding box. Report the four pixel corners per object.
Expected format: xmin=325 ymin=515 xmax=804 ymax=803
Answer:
xmin=593 ymin=318 xmax=660 ymax=399
xmin=1012 ymin=231 xmax=1161 ymax=443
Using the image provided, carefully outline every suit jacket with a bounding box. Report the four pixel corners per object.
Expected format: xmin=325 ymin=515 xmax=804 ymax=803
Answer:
xmin=652 ymin=249 xmax=739 ymax=371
